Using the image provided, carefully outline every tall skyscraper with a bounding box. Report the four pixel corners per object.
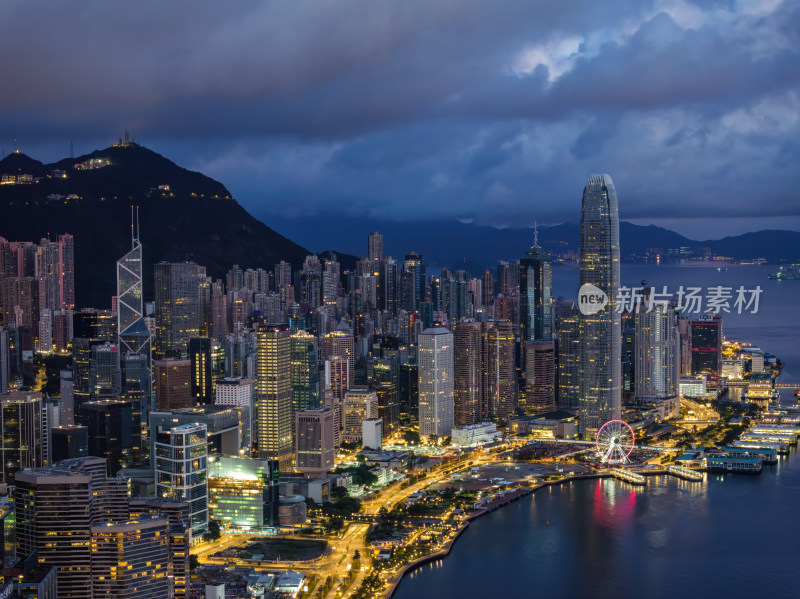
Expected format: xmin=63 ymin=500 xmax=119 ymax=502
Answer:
xmin=454 ymin=322 xmax=482 ymax=427
xmin=290 ymin=330 xmax=319 ymax=414
xmin=519 ymin=227 xmax=553 ymax=343
xmin=691 ymin=315 xmax=722 ymax=379
xmin=14 ymin=457 xmax=135 ymax=599
xmin=401 ymin=252 xmax=426 ymax=312
xmin=117 ymin=217 xmax=152 ymax=394
xmin=82 ymin=399 xmax=135 ymax=475
xmin=0 ymin=391 xmax=47 ymax=483
xmin=295 ymin=408 xmax=335 ymax=477
xmin=154 ymin=423 xmax=208 ymax=536
xmin=418 ymin=327 xmax=454 ymax=439
xmin=454 ymin=320 xmax=516 ymax=425
xmin=0 ymin=326 xmax=9 ymax=393
xmin=189 ymin=337 xmax=213 ymax=405
xmin=368 ymin=231 xmax=383 ymax=263
xmin=343 ymin=387 xmax=378 ymax=443
xmin=524 ymin=341 xmax=556 ymax=414
xmin=635 ymin=289 xmax=679 ymax=412
xmin=255 ymin=325 xmax=293 ymax=470
xmin=578 ymin=174 xmax=622 ymax=435
xmin=89 ymin=515 xmax=170 ymax=598
xmin=154 ymin=262 xmax=206 ymax=358
xmin=14 ymin=468 xmax=94 ymax=598
xmin=58 ymin=233 xmax=75 ymax=310
xmin=154 ymin=359 xmax=192 ymax=410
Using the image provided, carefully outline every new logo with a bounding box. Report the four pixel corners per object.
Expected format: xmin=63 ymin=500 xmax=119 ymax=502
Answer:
xmin=578 ymin=284 xmax=608 ymax=315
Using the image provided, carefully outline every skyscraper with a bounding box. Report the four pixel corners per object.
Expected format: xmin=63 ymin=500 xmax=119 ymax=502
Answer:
xmin=189 ymin=337 xmax=213 ymax=405
xmin=117 ymin=218 xmax=151 ymax=381
xmin=691 ymin=315 xmax=722 ymax=379
xmin=154 ymin=262 xmax=206 ymax=358
xmin=154 ymin=359 xmax=192 ymax=410
xmin=524 ymin=341 xmax=556 ymax=414
xmin=0 ymin=391 xmax=47 ymax=483
xmin=255 ymin=325 xmax=293 ymax=470
xmin=89 ymin=516 xmax=170 ymax=598
xmin=290 ymin=329 xmax=319 ymax=414
xmin=368 ymin=231 xmax=383 ymax=263
xmin=635 ymin=289 xmax=679 ymax=416
xmin=418 ymin=327 xmax=454 ymax=439
xmin=343 ymin=387 xmax=378 ymax=443
xmin=401 ymin=252 xmax=425 ymax=312
xmin=578 ymin=174 xmax=622 ymax=435
xmin=519 ymin=227 xmax=553 ymax=343
xmin=295 ymin=408 xmax=335 ymax=476
xmin=154 ymin=423 xmax=208 ymax=536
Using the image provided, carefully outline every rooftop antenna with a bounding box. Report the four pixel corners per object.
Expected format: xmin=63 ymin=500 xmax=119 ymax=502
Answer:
xmin=533 ymin=220 xmax=540 ymax=249
xmin=130 ymin=205 xmax=135 ymax=248
xmin=135 ymin=205 xmax=141 ymax=244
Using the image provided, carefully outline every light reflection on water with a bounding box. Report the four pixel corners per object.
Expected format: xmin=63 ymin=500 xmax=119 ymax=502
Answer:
xmin=395 ymin=266 xmax=799 ymax=599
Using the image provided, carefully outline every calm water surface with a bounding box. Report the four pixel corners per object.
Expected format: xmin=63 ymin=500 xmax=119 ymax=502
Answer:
xmin=396 ymin=265 xmax=800 ymax=599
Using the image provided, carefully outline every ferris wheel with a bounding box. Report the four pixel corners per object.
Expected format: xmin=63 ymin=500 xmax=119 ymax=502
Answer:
xmin=596 ymin=420 xmax=635 ymax=465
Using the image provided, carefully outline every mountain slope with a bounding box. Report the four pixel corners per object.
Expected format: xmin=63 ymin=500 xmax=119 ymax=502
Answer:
xmin=0 ymin=144 xmax=311 ymax=308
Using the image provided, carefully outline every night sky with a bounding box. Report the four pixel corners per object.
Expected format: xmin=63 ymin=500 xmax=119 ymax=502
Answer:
xmin=2 ymin=0 xmax=798 ymax=239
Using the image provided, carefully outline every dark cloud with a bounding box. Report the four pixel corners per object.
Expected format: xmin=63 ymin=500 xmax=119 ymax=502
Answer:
xmin=1 ymin=0 xmax=798 ymax=238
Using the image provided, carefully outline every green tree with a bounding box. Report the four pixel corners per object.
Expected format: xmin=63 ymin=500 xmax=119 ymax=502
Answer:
xmin=189 ymin=554 xmax=200 ymax=571
xmin=403 ymin=431 xmax=421 ymax=445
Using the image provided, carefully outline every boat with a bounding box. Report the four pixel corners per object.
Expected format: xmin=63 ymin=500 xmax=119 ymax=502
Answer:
xmin=767 ymin=266 xmax=800 ymax=280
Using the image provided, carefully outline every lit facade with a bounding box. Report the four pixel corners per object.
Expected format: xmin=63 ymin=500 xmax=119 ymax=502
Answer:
xmin=89 ymin=516 xmax=170 ymax=598
xmin=418 ymin=327 xmax=454 ymax=439
xmin=207 ymin=455 xmax=280 ymax=530
xmin=154 ymin=262 xmax=206 ymax=358
xmin=343 ymin=387 xmax=378 ymax=443
xmin=255 ymin=325 xmax=293 ymax=470
xmin=578 ymin=174 xmax=622 ymax=435
xmin=154 ymin=423 xmax=208 ymax=536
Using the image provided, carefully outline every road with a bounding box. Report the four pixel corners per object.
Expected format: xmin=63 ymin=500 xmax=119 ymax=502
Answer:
xmin=314 ymin=523 xmax=369 ymax=599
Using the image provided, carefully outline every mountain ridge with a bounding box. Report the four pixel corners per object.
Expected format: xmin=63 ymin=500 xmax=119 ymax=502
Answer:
xmin=0 ymin=143 xmax=312 ymax=308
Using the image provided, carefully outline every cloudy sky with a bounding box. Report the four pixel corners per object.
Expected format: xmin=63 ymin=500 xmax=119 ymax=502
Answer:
xmin=2 ymin=0 xmax=798 ymax=238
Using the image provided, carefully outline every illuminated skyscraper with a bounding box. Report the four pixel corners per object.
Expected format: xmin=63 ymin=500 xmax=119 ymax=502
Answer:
xmin=519 ymin=227 xmax=552 ymax=343
xmin=635 ymin=288 xmax=679 ymax=415
xmin=189 ymin=337 xmax=213 ymax=405
xmin=401 ymin=252 xmax=425 ymax=312
xmin=291 ymin=330 xmax=319 ymax=414
xmin=321 ymin=324 xmax=354 ymax=387
xmin=524 ymin=341 xmax=556 ymax=414
xmin=255 ymin=325 xmax=293 ymax=470
xmin=555 ymin=299 xmax=581 ymax=410
xmin=117 ymin=217 xmax=152 ymax=391
xmin=89 ymin=516 xmax=170 ymax=598
xmin=0 ymin=391 xmax=47 ymax=483
xmin=454 ymin=322 xmax=481 ymax=427
xmin=343 ymin=387 xmax=378 ymax=443
xmin=368 ymin=231 xmax=383 ymax=262
xmin=578 ymin=174 xmax=622 ymax=435
xmin=154 ymin=359 xmax=192 ymax=410
xmin=418 ymin=327 xmax=454 ymax=439
xmin=154 ymin=262 xmax=206 ymax=358
xmin=691 ymin=315 xmax=722 ymax=378
xmin=154 ymin=423 xmax=208 ymax=536
xmin=295 ymin=408 xmax=335 ymax=477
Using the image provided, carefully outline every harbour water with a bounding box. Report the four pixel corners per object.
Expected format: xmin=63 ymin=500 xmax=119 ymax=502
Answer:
xmin=395 ymin=264 xmax=800 ymax=599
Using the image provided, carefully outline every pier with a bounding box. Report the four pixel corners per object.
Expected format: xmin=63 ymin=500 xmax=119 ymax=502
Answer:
xmin=667 ymin=465 xmax=704 ymax=481
xmin=609 ymin=468 xmax=647 ymax=485
xmin=721 ymin=446 xmax=778 ymax=465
